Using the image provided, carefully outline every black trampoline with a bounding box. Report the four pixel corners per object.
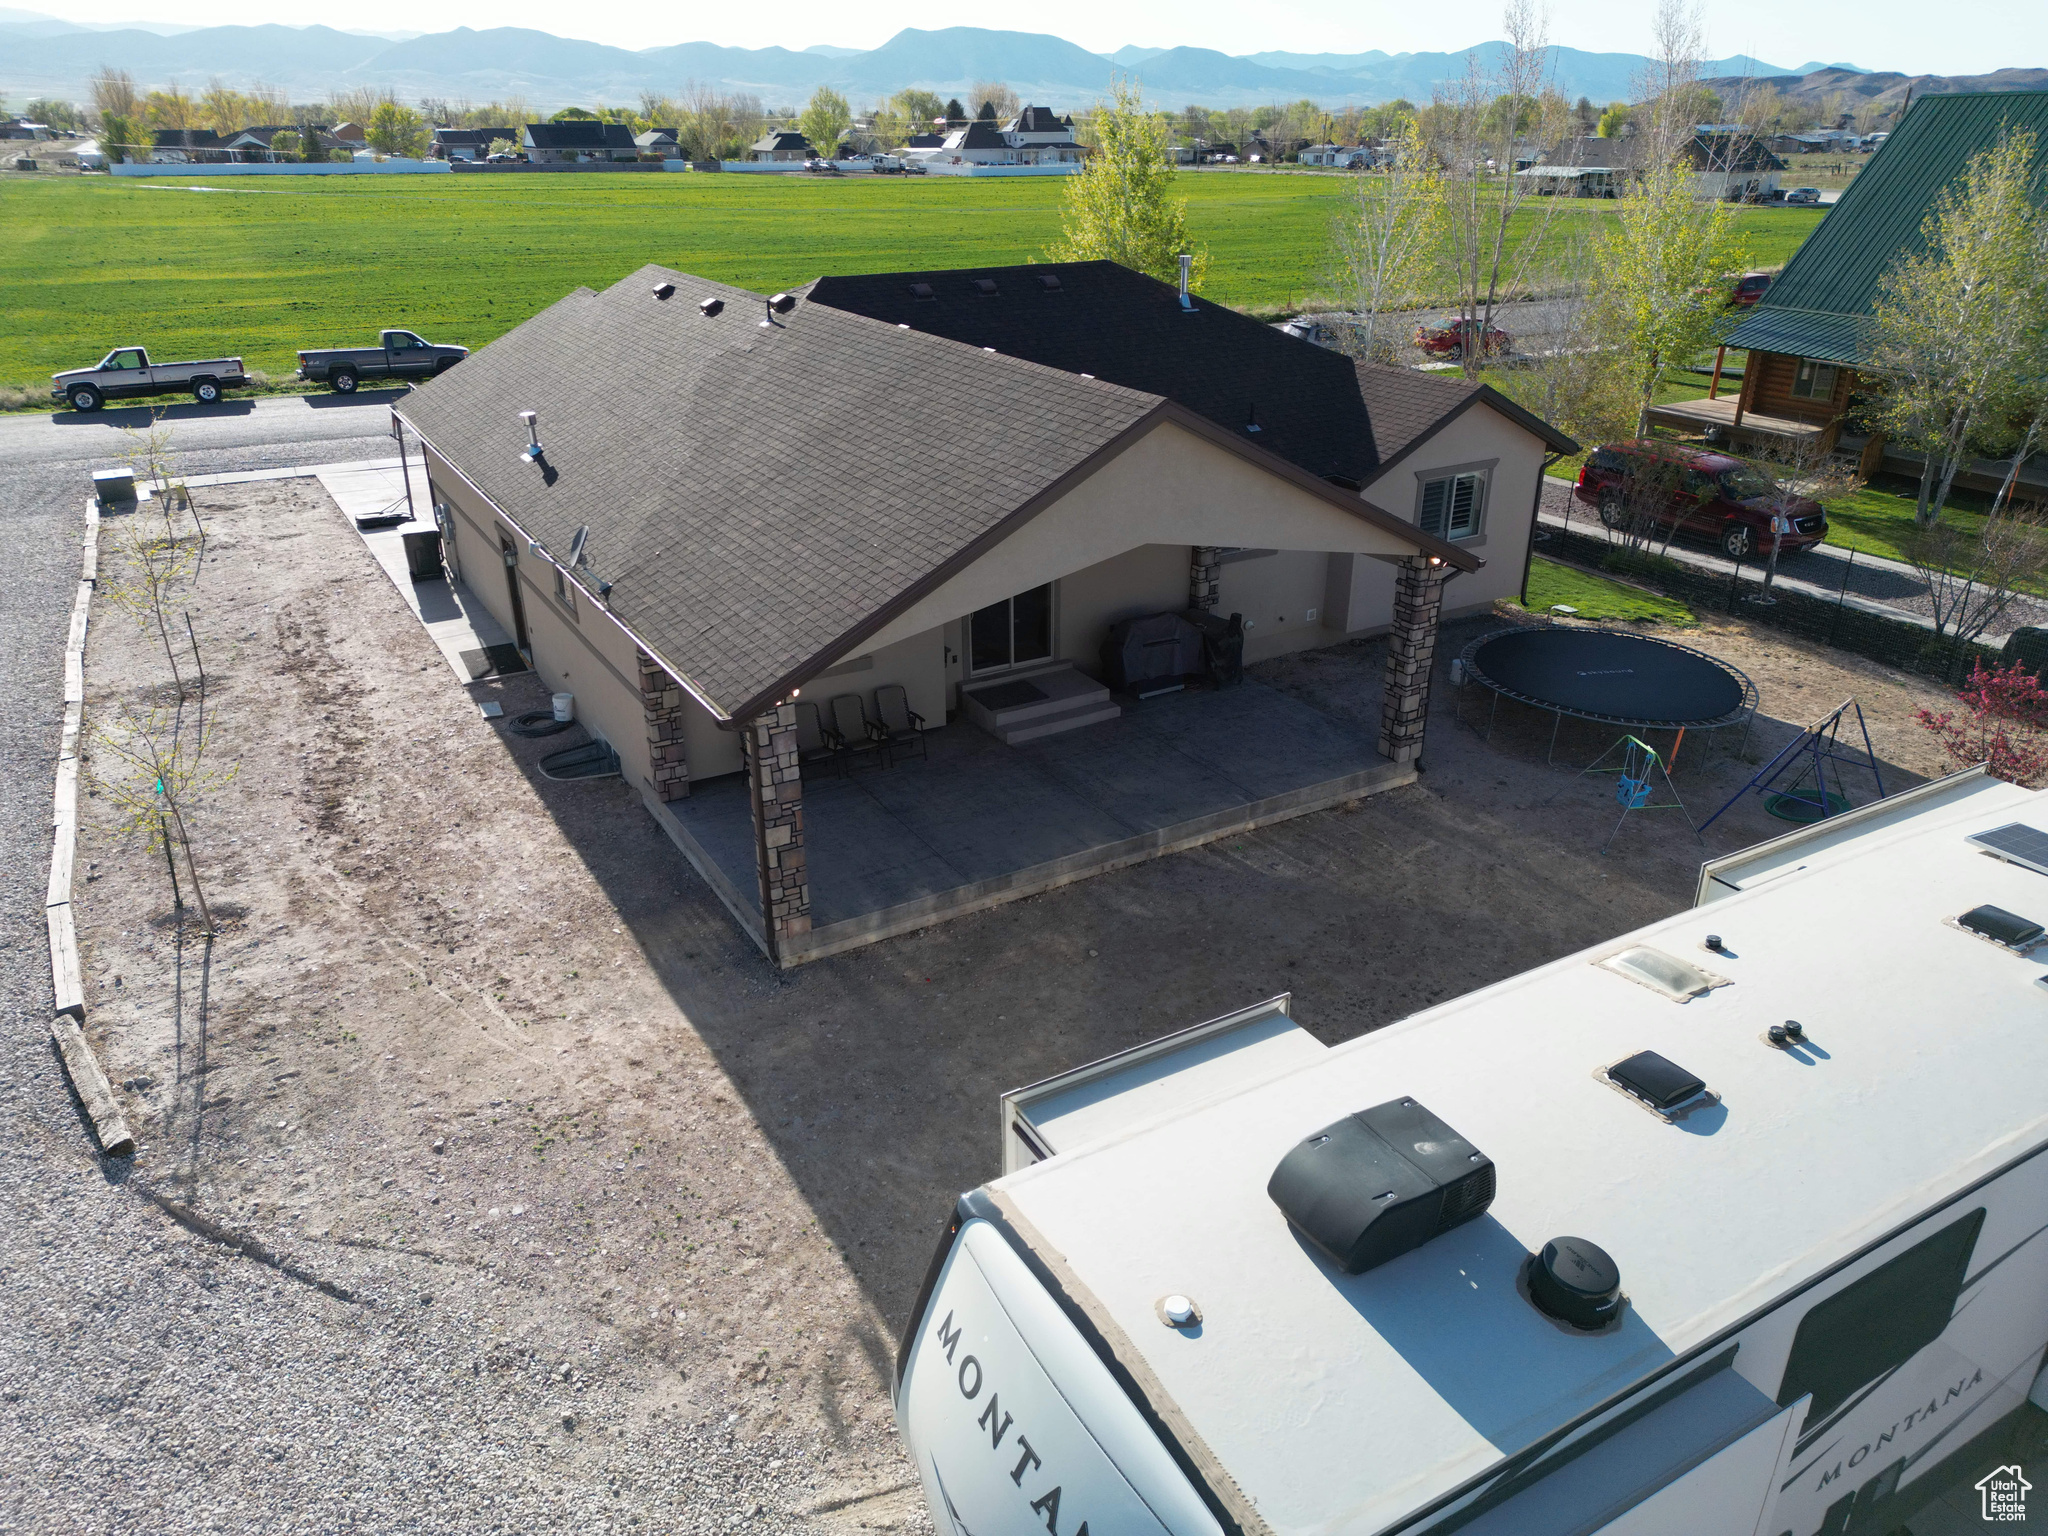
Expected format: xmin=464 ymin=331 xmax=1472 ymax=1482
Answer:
xmin=1458 ymin=625 xmax=1757 ymax=763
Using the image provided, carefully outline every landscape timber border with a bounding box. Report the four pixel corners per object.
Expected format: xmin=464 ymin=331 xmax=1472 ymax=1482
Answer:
xmin=47 ymin=496 xmax=135 ymax=1158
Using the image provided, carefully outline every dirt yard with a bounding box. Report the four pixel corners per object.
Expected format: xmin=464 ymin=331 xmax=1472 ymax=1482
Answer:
xmin=72 ymin=479 xmax=1962 ymax=1528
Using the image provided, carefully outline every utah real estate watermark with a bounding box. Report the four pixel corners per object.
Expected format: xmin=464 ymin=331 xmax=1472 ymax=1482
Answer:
xmin=1979 ymin=1464 xmax=2031 ymax=1522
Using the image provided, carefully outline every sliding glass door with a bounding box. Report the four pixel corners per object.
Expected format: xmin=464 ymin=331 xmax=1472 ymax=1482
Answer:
xmin=968 ymin=583 xmax=1054 ymax=675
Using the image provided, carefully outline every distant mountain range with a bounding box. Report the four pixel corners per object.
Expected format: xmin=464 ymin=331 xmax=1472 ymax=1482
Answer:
xmin=0 ymin=14 xmax=1985 ymax=117
xmin=1702 ymin=62 xmax=2048 ymax=113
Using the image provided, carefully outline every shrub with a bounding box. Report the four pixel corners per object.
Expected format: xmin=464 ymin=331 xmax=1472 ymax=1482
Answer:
xmin=1916 ymin=658 xmax=2048 ymax=785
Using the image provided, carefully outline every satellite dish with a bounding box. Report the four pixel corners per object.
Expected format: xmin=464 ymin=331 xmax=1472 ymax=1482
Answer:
xmin=567 ymin=525 xmax=590 ymax=568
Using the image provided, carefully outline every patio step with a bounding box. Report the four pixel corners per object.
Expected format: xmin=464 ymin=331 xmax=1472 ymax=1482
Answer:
xmin=962 ymin=664 xmax=1121 ymax=741
xmin=997 ymin=697 xmax=1124 ymax=744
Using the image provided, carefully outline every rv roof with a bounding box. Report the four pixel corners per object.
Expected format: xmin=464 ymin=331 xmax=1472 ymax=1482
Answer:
xmin=993 ymin=775 xmax=2048 ymax=1534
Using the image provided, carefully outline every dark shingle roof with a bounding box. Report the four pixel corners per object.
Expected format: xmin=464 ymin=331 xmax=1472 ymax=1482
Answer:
xmin=152 ymin=128 xmax=223 ymax=149
xmin=435 ymin=127 xmax=513 ymax=147
xmin=942 ymin=119 xmax=1007 ymax=151
xmin=1005 ymin=106 xmax=1070 ymax=134
xmin=524 ymin=120 xmax=636 ymax=151
xmin=1729 ymin=91 xmax=2048 ymax=364
xmin=750 ymin=129 xmax=814 ymax=153
xmin=397 ymin=267 xmax=1165 ymax=720
xmin=805 ymin=261 xmax=1573 ymax=482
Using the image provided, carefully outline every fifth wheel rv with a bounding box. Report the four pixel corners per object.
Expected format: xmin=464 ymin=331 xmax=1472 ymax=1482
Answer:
xmin=894 ymin=767 xmax=2048 ymax=1535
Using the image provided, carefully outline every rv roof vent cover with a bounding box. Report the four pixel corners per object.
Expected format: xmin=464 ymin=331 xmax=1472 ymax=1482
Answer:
xmin=1528 ymin=1236 xmax=1623 ymax=1329
xmin=1267 ymin=1098 xmax=1494 ymax=1275
xmin=1958 ymin=904 xmax=2045 ymax=950
xmin=1598 ymin=945 xmax=1723 ymax=1001
xmin=1607 ymin=1050 xmax=1707 ymax=1111
xmin=909 ymin=282 xmax=936 ymax=300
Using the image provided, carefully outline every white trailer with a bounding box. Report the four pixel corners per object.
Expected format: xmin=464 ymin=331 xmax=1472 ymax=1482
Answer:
xmin=894 ymin=767 xmax=2048 ymax=1535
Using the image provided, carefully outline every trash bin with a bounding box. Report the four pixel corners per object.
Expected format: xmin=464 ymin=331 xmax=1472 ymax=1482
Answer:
xmin=1184 ymin=609 xmax=1246 ymax=687
xmin=401 ymin=529 xmax=444 ymax=582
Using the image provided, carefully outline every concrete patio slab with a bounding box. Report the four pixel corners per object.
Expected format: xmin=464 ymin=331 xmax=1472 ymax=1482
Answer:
xmin=655 ymin=679 xmax=1413 ymax=963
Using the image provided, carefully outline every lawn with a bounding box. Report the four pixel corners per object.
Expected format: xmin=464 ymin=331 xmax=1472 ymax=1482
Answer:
xmin=1513 ymin=555 xmax=1700 ymax=625
xmin=0 ymin=171 xmax=1824 ymax=391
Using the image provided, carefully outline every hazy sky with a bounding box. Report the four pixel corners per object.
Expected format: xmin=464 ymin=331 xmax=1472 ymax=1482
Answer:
xmin=48 ymin=0 xmax=2043 ymax=76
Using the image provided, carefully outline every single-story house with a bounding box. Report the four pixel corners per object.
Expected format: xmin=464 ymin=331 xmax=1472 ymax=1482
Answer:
xmin=434 ymin=126 xmax=515 ymax=160
xmin=0 ymin=118 xmax=54 ymax=140
xmin=634 ymin=128 xmax=679 ymax=155
xmin=1722 ymin=89 xmax=2048 ymax=479
xmin=1518 ymin=133 xmax=1784 ymax=200
xmin=523 ymin=120 xmax=637 ymax=163
xmin=218 ymin=125 xmax=303 ymax=162
xmin=749 ymin=129 xmax=815 ymax=161
xmin=148 ymin=127 xmax=228 ymax=163
xmin=331 ymin=121 xmax=366 ymax=144
xmin=394 ymin=259 xmax=1574 ymax=963
xmin=1299 ymin=143 xmax=1372 ymax=168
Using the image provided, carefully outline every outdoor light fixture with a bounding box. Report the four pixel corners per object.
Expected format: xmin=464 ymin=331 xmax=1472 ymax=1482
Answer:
xmin=519 ymin=409 xmax=544 ymax=463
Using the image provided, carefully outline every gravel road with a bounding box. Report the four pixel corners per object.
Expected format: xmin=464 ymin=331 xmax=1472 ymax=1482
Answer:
xmin=0 ymin=401 xmax=919 ymax=1536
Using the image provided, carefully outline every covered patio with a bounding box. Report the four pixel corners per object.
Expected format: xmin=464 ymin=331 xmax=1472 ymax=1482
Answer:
xmin=651 ymin=678 xmax=1412 ymax=964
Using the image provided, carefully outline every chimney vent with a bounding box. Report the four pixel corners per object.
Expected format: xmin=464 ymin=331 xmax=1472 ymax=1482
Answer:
xmin=1178 ymin=252 xmax=1195 ymax=312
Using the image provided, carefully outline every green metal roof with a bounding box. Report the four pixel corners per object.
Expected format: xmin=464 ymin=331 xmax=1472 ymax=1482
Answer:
xmin=1728 ymin=90 xmax=2048 ymax=366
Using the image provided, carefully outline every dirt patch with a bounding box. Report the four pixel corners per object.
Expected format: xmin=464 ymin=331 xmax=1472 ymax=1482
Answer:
xmin=72 ymin=479 xmax=1967 ymax=1524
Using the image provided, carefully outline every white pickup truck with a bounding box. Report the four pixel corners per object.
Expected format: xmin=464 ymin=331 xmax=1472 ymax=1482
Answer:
xmin=52 ymin=347 xmax=248 ymax=411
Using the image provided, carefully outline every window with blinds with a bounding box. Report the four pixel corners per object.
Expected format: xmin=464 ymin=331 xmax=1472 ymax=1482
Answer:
xmin=1419 ymin=471 xmax=1486 ymax=539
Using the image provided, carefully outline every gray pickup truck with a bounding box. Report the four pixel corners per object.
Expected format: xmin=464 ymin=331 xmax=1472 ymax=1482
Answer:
xmin=52 ymin=347 xmax=248 ymax=411
xmin=296 ymin=330 xmax=469 ymax=393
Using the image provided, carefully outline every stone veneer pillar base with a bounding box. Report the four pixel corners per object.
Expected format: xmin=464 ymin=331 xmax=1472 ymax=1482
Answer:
xmin=1189 ymin=546 xmax=1222 ymax=612
xmin=1378 ymin=558 xmax=1447 ymax=767
xmin=638 ymin=650 xmax=690 ymax=803
xmin=742 ymin=702 xmax=810 ymax=960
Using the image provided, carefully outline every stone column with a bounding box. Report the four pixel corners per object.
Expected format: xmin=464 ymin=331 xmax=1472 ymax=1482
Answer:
xmin=1189 ymin=545 xmax=1222 ymax=612
xmin=742 ymin=702 xmax=809 ymax=960
xmin=638 ymin=650 xmax=690 ymax=803
xmin=1378 ymin=557 xmax=1448 ymax=768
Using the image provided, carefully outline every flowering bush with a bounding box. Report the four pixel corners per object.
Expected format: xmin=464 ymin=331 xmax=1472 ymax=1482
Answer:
xmin=1915 ymin=659 xmax=2048 ymax=785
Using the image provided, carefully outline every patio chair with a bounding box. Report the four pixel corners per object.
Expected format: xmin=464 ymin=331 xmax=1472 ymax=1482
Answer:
xmin=793 ymin=699 xmax=843 ymax=776
xmin=828 ymin=692 xmax=887 ymax=770
xmin=872 ymin=683 xmax=927 ymax=763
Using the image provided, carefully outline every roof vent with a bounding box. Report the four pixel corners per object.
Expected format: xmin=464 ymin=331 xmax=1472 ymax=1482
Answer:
xmin=1958 ymin=903 xmax=2045 ymax=951
xmin=652 ymin=281 xmax=675 ymax=300
xmin=1245 ymin=402 xmax=1261 ymax=433
xmin=974 ymin=278 xmax=999 ymax=295
xmin=1597 ymin=945 xmax=1724 ymax=1001
xmin=1606 ymin=1050 xmax=1707 ymax=1112
xmin=1527 ymin=1237 xmax=1623 ymax=1329
xmin=909 ymin=282 xmax=936 ymax=301
xmin=1267 ymin=1098 xmax=1494 ymax=1275
xmin=1037 ymin=274 xmax=1062 ymax=291
xmin=698 ymin=296 xmax=724 ymax=317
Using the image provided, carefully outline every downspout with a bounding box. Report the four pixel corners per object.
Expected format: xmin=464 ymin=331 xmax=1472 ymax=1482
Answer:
xmin=1520 ymin=451 xmax=1565 ymax=608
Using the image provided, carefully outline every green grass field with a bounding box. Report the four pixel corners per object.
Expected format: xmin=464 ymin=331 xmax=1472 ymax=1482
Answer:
xmin=0 ymin=171 xmax=1825 ymax=391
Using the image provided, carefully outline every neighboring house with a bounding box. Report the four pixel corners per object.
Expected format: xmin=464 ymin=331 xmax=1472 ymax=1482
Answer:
xmin=634 ymin=128 xmax=679 ymax=156
xmin=749 ymin=129 xmax=815 ymax=162
xmin=393 ymin=259 xmax=1574 ymax=963
xmin=903 ymin=105 xmax=1084 ymax=169
xmin=902 ymin=132 xmax=945 ymax=150
xmin=1717 ymin=91 xmax=2048 ymax=473
xmin=0 ymin=119 xmax=53 ymax=140
xmin=220 ymin=125 xmax=298 ymax=162
xmin=148 ymin=128 xmax=227 ymax=164
xmin=330 ymin=121 xmax=366 ymax=144
xmin=1299 ymin=143 xmax=1372 ymax=167
xmin=524 ymin=121 xmax=638 ymax=163
xmin=434 ymin=127 xmax=514 ymax=161
xmin=1519 ymin=132 xmax=1783 ymax=199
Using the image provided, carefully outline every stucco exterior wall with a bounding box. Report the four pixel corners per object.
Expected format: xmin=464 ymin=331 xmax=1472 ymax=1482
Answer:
xmin=1056 ymin=543 xmax=1193 ymax=673
xmin=807 ymin=628 xmax=948 ymax=751
xmin=1215 ymin=551 xmax=1340 ymax=663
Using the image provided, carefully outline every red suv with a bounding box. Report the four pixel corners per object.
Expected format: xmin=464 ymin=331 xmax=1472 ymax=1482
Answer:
xmin=1574 ymin=441 xmax=1828 ymax=560
xmin=1729 ymin=271 xmax=1772 ymax=308
xmin=1414 ymin=318 xmax=1510 ymax=360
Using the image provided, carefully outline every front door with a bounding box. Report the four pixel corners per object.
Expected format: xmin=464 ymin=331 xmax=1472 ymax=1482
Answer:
xmin=499 ymin=533 xmax=530 ymax=653
xmin=968 ymin=583 xmax=1054 ymax=676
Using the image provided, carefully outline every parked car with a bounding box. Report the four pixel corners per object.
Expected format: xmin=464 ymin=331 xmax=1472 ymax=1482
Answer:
xmin=1574 ymin=440 xmax=1828 ymax=559
xmin=484 ymin=151 xmax=520 ymax=163
xmin=51 ymin=346 xmax=247 ymax=411
xmin=802 ymin=157 xmax=841 ymax=173
xmin=296 ymin=330 xmax=469 ymax=393
xmin=1413 ymin=318 xmax=1510 ymax=360
xmin=1728 ymin=270 xmax=1772 ymax=308
xmin=1785 ymin=186 xmax=1822 ymax=204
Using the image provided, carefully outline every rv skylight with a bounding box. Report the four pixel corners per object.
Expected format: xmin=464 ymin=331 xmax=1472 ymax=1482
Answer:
xmin=1597 ymin=945 xmax=1723 ymax=1001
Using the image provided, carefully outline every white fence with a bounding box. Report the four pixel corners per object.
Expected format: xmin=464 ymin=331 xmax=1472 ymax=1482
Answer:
xmin=112 ymin=159 xmax=452 ymax=177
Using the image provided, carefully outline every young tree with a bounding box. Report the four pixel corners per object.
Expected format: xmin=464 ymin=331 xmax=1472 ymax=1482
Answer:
xmin=943 ymin=97 xmax=967 ymax=127
xmin=144 ymin=83 xmax=195 ymax=132
xmin=1046 ymin=77 xmax=1205 ymax=289
xmin=1903 ymin=505 xmax=2048 ymax=658
xmin=892 ymin=89 xmax=945 ymax=133
xmin=1917 ymin=659 xmax=2048 ymax=785
xmin=89 ymin=65 xmax=140 ymax=124
xmin=1871 ymin=126 xmax=2048 ymax=526
xmin=268 ymin=128 xmax=302 ymax=160
xmin=971 ymin=80 xmax=1020 ymax=121
xmin=201 ymin=77 xmax=243 ymax=135
xmin=1330 ymin=123 xmax=1446 ymax=362
xmin=1427 ymin=0 xmax=1575 ymax=379
xmin=366 ymin=100 xmax=429 ymax=157
xmin=1582 ymin=0 xmax=1747 ymax=432
xmin=798 ymin=86 xmax=852 ymax=155
xmin=94 ymin=686 xmax=236 ymax=936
